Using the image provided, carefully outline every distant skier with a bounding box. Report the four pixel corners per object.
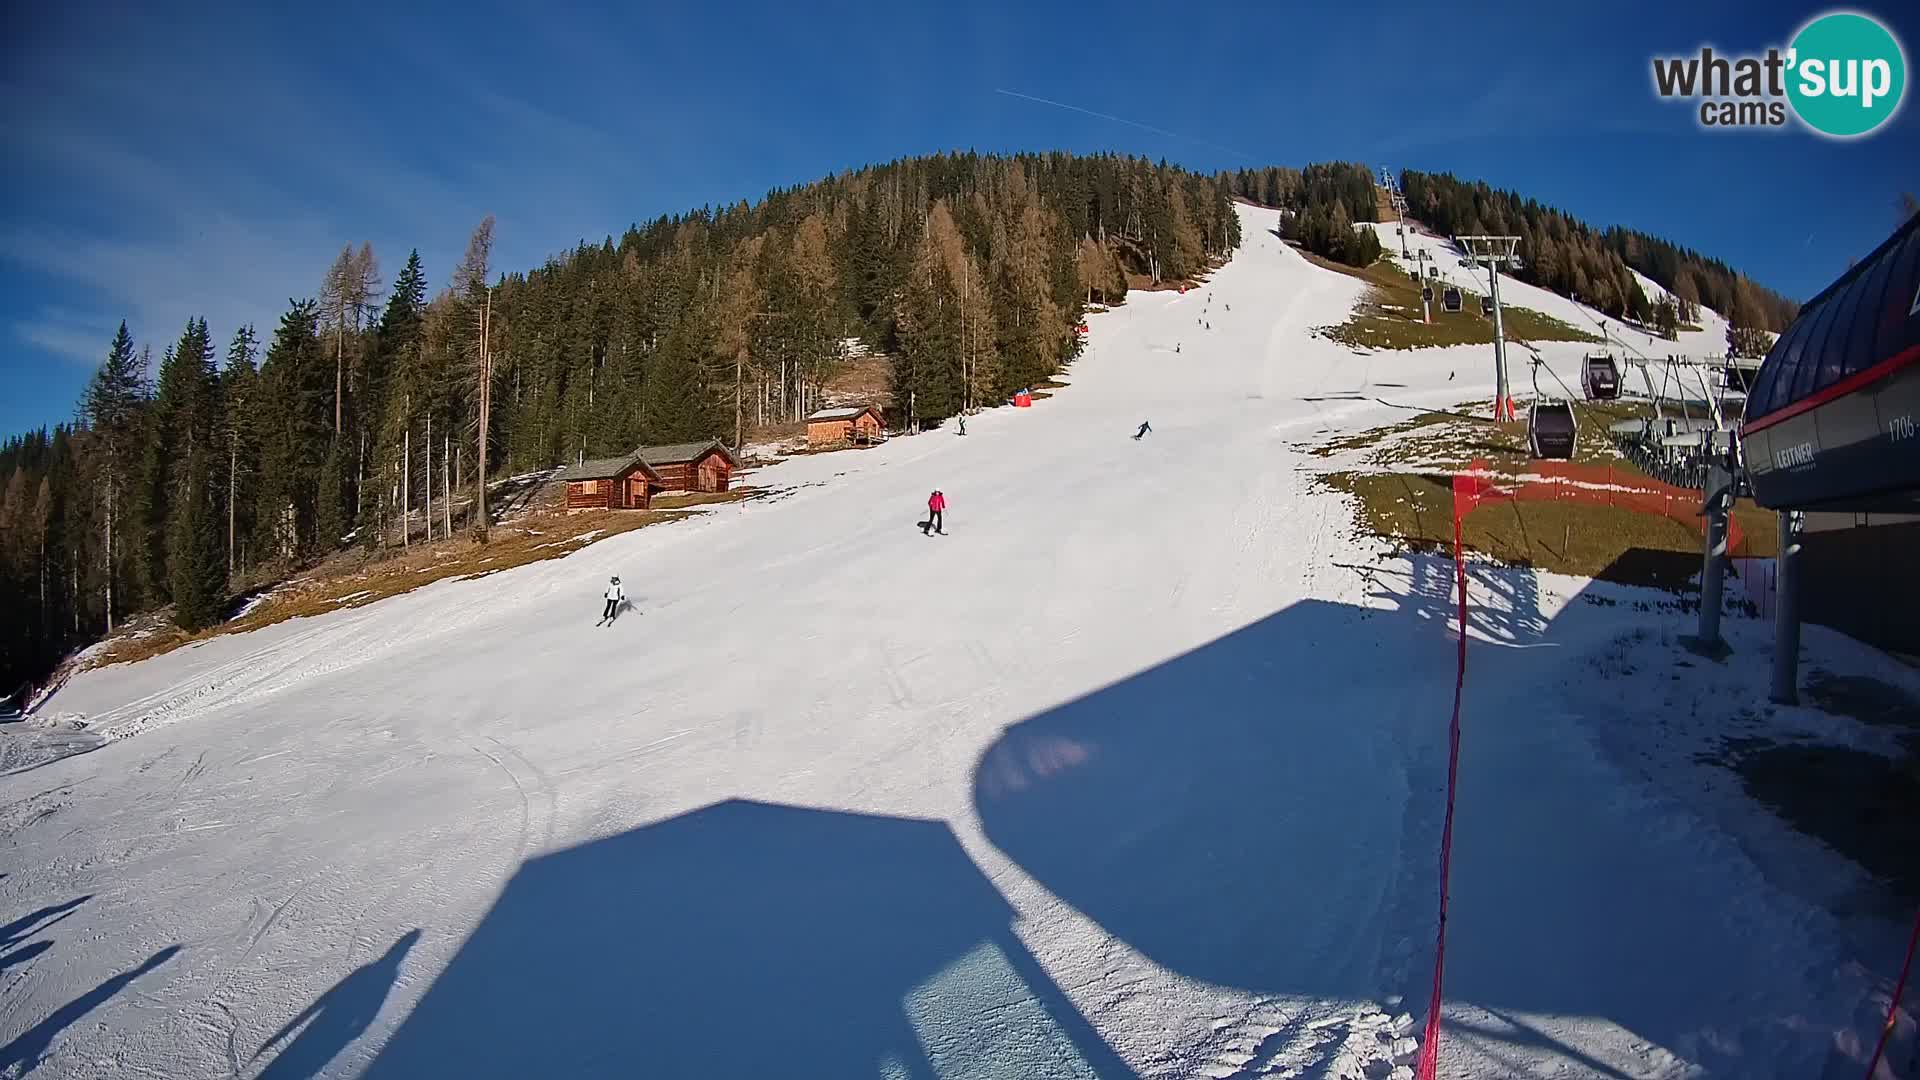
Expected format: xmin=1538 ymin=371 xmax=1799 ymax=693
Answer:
xmin=957 ymin=415 xmax=967 ymax=436
xmin=601 ymin=576 xmax=624 ymax=624
xmin=922 ymin=490 xmax=946 ymax=535
xmin=1133 ymin=420 xmax=1152 ymax=440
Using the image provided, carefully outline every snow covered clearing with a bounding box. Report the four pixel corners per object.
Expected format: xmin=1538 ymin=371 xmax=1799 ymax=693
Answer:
xmin=2 ymin=204 xmax=1910 ymax=1080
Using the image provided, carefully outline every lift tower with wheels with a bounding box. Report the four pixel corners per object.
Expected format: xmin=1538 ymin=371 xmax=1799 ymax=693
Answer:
xmin=1456 ymin=234 xmax=1522 ymax=422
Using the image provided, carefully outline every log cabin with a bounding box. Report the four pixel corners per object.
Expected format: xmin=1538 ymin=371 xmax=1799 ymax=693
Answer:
xmin=553 ymin=455 xmax=662 ymax=511
xmin=638 ymin=440 xmax=738 ymax=493
xmin=806 ymin=406 xmax=885 ymax=448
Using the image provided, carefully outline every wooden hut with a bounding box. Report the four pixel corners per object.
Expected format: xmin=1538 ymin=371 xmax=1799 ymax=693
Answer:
xmin=553 ymin=455 xmax=662 ymax=511
xmin=638 ymin=440 xmax=738 ymax=493
xmin=806 ymin=406 xmax=885 ymax=448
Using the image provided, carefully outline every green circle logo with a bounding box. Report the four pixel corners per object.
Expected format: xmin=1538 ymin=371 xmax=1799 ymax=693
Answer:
xmin=1787 ymin=12 xmax=1907 ymax=137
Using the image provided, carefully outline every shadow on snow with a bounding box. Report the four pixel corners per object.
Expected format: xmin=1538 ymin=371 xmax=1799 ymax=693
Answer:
xmin=0 ymin=945 xmax=181 ymax=1074
xmin=251 ymin=930 xmax=422 ymax=1080
xmin=360 ymin=799 xmax=1139 ymax=1079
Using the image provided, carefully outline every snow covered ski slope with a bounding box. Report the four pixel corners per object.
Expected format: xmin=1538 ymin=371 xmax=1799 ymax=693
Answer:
xmin=1 ymin=204 xmax=1869 ymax=1079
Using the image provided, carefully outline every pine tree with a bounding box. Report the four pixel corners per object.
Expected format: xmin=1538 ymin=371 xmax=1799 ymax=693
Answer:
xmin=166 ymin=444 xmax=227 ymax=632
xmin=143 ymin=319 xmax=217 ymax=600
xmin=641 ymin=300 xmax=719 ymax=441
xmin=1654 ymin=298 xmax=1679 ymax=339
xmin=222 ymin=326 xmax=259 ymax=574
xmin=896 ymin=204 xmax=967 ymax=424
xmin=83 ymin=322 xmax=148 ymax=631
xmin=255 ymin=300 xmax=328 ymax=559
xmin=1725 ymin=283 xmax=1771 ymax=358
xmin=316 ymin=443 xmax=347 ymax=550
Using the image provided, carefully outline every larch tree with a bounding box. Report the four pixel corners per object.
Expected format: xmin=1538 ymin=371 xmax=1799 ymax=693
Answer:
xmin=453 ymin=216 xmax=496 ymax=542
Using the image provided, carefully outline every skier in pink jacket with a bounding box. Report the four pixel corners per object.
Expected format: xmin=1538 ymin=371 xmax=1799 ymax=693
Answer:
xmin=922 ymin=490 xmax=946 ymax=536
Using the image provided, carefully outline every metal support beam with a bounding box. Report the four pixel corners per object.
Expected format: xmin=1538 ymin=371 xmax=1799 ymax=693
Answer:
xmin=1685 ymin=462 xmax=1734 ymax=658
xmin=1456 ymin=235 xmax=1521 ymax=421
xmin=1771 ymin=509 xmax=1804 ymax=704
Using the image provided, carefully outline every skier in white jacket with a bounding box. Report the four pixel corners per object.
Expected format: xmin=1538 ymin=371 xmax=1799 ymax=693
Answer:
xmin=602 ymin=576 xmax=624 ymax=623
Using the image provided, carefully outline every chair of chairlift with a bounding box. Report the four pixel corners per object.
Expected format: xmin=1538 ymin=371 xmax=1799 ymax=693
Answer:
xmin=1480 ymin=296 xmax=1494 ymax=317
xmin=1528 ymin=399 xmax=1577 ymax=459
xmin=1441 ymin=287 xmax=1463 ymax=313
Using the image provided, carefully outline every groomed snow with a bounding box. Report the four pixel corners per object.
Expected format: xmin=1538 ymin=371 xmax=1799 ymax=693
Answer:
xmin=0 ymin=204 xmax=1890 ymax=1079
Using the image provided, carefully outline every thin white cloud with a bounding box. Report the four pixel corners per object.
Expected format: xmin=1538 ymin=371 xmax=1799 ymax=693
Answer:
xmin=15 ymin=310 xmax=113 ymax=367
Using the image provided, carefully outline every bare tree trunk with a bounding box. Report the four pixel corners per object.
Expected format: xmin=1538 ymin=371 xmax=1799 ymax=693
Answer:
xmin=455 ymin=442 xmax=462 ymax=530
xmin=334 ymin=325 xmax=344 ymax=436
xmin=227 ymin=441 xmax=236 ymax=576
xmin=425 ymin=413 xmax=433 ymax=543
xmin=475 ymin=293 xmax=492 ymax=543
xmin=103 ymin=480 xmax=114 ymax=634
xmin=443 ymin=434 xmax=451 ymax=538
xmin=403 ymin=427 xmax=411 ymax=549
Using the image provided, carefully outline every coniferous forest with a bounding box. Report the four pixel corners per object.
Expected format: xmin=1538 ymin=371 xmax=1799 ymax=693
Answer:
xmin=0 ymin=151 xmax=1812 ymax=696
xmin=1396 ymin=170 xmax=1801 ymax=334
xmin=0 ymin=152 xmax=1242 ymax=693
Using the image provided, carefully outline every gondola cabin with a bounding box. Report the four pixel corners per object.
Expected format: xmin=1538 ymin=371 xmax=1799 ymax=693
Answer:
xmin=1582 ymin=353 xmax=1622 ymax=400
xmin=806 ymin=406 xmax=885 ymax=449
xmin=1528 ymin=401 xmax=1578 ymax=459
xmin=1742 ymin=214 xmax=1920 ymax=512
xmin=1442 ymin=287 xmax=1463 ymax=313
xmin=1723 ymin=360 xmax=1762 ymax=392
xmin=554 ymin=455 xmax=662 ymax=511
xmin=1480 ymin=296 xmax=1495 ymax=317
xmin=638 ymin=440 xmax=739 ymax=494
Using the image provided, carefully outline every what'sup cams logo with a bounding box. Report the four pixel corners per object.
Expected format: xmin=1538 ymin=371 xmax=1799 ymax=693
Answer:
xmin=1652 ymin=11 xmax=1907 ymax=137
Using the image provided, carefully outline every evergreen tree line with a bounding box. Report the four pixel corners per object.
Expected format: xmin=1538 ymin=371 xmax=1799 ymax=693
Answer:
xmin=1219 ymin=163 xmax=1383 ymax=267
xmin=0 ymin=151 xmax=1240 ymax=693
xmin=1397 ymin=170 xmax=1801 ymax=337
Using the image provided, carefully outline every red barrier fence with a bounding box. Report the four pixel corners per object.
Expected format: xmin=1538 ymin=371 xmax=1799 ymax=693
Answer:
xmin=1416 ymin=468 xmax=1498 ymax=1079
xmin=1454 ymin=460 xmax=1747 ymax=553
xmin=1419 ymin=459 xmax=1768 ymax=1076
xmin=1866 ymin=906 xmax=1920 ymax=1080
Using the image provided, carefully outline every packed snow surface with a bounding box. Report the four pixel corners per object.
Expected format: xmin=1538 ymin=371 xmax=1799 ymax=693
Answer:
xmin=0 ymin=205 xmax=1882 ymax=1079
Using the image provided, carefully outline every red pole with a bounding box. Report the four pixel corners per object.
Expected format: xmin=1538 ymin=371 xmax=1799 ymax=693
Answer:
xmin=1422 ymin=471 xmax=1478 ymax=1079
xmin=1864 ymin=906 xmax=1920 ymax=1079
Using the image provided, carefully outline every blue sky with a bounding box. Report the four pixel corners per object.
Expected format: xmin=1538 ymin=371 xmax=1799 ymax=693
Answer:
xmin=3 ymin=0 xmax=1915 ymax=436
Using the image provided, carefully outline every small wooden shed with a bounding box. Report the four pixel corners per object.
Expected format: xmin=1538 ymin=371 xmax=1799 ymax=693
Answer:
xmin=553 ymin=454 xmax=662 ymax=511
xmin=638 ymin=440 xmax=738 ymax=493
xmin=806 ymin=406 xmax=885 ymax=448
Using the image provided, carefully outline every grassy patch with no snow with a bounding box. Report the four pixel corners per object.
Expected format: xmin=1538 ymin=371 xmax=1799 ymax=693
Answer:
xmin=1300 ymin=250 xmax=1601 ymax=351
xmin=80 ymin=491 xmax=761 ymax=672
xmin=1313 ymin=400 xmax=1776 ymax=584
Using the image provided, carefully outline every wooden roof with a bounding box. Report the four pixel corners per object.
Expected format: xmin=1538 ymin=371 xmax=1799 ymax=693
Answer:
xmin=638 ymin=440 xmax=738 ymax=467
xmin=552 ymin=454 xmax=661 ymax=482
xmin=807 ymin=406 xmax=881 ymax=421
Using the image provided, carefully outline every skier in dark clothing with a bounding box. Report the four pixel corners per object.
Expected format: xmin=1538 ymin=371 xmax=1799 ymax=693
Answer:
xmin=922 ymin=490 xmax=946 ymax=535
xmin=602 ymin=576 xmax=624 ymax=623
xmin=1133 ymin=420 xmax=1152 ymax=440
